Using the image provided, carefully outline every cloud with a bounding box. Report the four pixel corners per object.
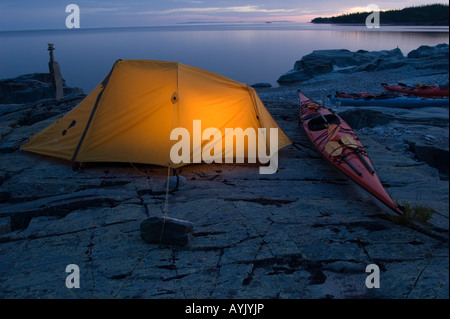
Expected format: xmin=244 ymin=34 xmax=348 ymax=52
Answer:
xmin=1 ymin=0 xmax=445 ymax=30
xmin=82 ymin=7 xmax=124 ymax=14
xmin=139 ymin=5 xmax=298 ymax=15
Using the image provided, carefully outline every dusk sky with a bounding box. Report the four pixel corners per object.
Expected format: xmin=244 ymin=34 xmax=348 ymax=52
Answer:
xmin=0 ymin=0 xmax=447 ymax=31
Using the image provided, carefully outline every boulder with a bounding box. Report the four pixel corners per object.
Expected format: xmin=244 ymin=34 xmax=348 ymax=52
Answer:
xmin=277 ymin=69 xmax=312 ymax=83
xmin=407 ymin=43 xmax=449 ymax=59
xmin=278 ymin=49 xmax=355 ymax=83
xmin=407 ymin=44 xmax=449 ymax=73
xmin=0 ymin=73 xmax=83 ymax=104
xmin=278 ymin=47 xmax=407 ymax=83
xmin=355 ymin=57 xmax=407 ymax=72
xmin=295 ymin=49 xmax=355 ymax=68
xmin=278 ymin=45 xmax=450 ymax=83
xmin=297 ymin=56 xmax=334 ymax=75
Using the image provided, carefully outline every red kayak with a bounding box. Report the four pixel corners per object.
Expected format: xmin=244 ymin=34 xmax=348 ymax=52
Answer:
xmin=382 ymin=83 xmax=449 ymax=97
xmin=298 ymin=90 xmax=403 ymax=216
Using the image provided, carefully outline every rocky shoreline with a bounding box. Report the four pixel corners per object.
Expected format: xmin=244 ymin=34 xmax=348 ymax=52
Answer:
xmin=0 ymin=44 xmax=448 ymax=299
xmin=277 ymin=43 xmax=449 ymax=84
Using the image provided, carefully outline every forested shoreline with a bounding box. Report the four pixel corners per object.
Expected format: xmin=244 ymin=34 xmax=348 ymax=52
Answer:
xmin=311 ymin=4 xmax=449 ymax=26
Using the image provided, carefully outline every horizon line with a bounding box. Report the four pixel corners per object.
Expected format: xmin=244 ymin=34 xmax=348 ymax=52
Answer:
xmin=0 ymin=21 xmax=449 ymax=34
xmin=0 ymin=20 xmax=308 ymax=33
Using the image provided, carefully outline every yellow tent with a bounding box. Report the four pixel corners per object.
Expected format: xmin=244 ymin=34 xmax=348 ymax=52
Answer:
xmin=21 ymin=59 xmax=291 ymax=168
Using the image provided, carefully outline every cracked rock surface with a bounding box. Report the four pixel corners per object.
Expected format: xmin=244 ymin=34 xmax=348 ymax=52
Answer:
xmin=0 ymin=70 xmax=448 ymax=299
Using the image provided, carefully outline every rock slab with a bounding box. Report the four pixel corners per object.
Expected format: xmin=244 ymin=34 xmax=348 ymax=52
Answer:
xmin=0 ymin=63 xmax=448 ymax=299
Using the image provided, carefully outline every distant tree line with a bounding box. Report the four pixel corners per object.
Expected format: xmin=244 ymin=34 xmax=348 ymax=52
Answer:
xmin=311 ymin=4 xmax=449 ymax=26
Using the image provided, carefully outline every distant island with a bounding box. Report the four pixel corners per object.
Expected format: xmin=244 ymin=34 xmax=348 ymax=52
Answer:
xmin=311 ymin=4 xmax=449 ymax=26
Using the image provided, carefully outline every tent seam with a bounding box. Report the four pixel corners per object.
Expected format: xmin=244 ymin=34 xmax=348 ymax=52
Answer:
xmin=71 ymin=60 xmax=118 ymax=163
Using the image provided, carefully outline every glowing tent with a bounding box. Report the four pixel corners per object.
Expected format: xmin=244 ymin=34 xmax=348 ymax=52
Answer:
xmin=21 ymin=59 xmax=291 ymax=169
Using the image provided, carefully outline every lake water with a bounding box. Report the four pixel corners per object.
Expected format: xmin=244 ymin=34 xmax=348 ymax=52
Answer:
xmin=0 ymin=23 xmax=448 ymax=93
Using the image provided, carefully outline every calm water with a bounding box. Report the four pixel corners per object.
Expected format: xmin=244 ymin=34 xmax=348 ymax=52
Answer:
xmin=0 ymin=23 xmax=448 ymax=93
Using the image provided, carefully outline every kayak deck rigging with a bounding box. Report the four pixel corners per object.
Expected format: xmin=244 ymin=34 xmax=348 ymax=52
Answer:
xmin=298 ymin=90 xmax=404 ymax=216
